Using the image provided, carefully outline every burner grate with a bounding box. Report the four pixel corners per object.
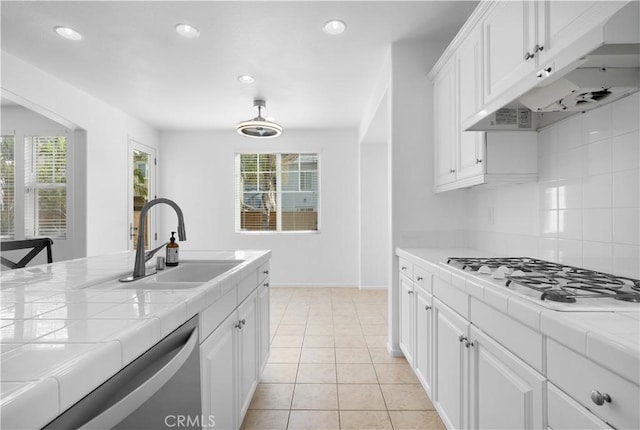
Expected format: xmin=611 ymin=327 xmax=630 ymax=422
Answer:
xmin=447 ymin=257 xmax=640 ymax=305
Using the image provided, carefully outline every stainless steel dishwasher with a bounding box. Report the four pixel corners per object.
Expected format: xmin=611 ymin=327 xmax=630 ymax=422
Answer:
xmin=44 ymin=316 xmax=202 ymax=430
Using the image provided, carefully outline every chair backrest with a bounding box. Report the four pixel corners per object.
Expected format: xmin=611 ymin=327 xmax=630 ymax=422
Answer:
xmin=1 ymin=238 xmax=54 ymax=269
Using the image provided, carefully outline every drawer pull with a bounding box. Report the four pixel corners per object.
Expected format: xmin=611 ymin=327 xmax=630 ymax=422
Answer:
xmin=458 ymin=335 xmax=467 ymax=343
xmin=464 ymin=340 xmax=474 ymax=348
xmin=264 ymin=282 xmax=270 ymax=288
xmin=401 ymin=266 xmax=407 ymax=271
xmin=235 ymin=322 xmax=243 ymax=330
xmin=263 ymin=270 xmax=269 ymax=275
xmin=425 ymin=305 xmax=432 ymax=311
xmin=417 ymin=276 xmax=423 ymax=281
xmin=524 ymin=51 xmax=534 ymax=60
xmin=408 ymin=290 xmax=414 ymax=295
xmin=590 ymin=390 xmax=612 ymax=406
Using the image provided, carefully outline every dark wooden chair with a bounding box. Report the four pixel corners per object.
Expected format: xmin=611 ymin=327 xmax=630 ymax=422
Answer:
xmin=1 ymin=238 xmax=54 ymax=269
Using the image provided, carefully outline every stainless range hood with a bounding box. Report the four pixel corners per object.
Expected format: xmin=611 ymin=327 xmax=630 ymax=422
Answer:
xmin=518 ymin=44 xmax=639 ymax=114
xmin=468 ymin=2 xmax=640 ymax=132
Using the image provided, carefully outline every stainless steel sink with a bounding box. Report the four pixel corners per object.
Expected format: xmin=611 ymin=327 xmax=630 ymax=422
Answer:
xmin=86 ymin=259 xmax=244 ymax=290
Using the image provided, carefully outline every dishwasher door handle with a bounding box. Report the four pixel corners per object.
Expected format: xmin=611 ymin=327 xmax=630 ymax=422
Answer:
xmin=79 ymin=326 xmax=199 ymax=430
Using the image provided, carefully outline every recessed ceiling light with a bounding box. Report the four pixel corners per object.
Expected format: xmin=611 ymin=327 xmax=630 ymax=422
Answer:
xmin=238 ymin=75 xmax=255 ymax=84
xmin=54 ymin=26 xmax=83 ymax=41
xmin=175 ymin=24 xmax=200 ymax=39
xmin=323 ymin=20 xmax=346 ymax=35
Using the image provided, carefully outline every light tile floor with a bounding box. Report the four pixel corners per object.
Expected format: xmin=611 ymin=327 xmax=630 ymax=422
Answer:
xmin=241 ymin=287 xmax=446 ymax=430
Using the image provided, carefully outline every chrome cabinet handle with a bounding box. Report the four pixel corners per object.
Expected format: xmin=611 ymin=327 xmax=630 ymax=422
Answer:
xmin=263 ymin=270 xmax=269 ymax=275
xmin=458 ymin=335 xmax=466 ymax=343
xmin=533 ymin=44 xmax=544 ymax=53
xmin=264 ymin=282 xmax=270 ymax=288
xmin=524 ymin=51 xmax=534 ymax=60
xmin=401 ymin=266 xmax=407 ymax=271
xmin=464 ymin=340 xmax=474 ymax=348
xmin=475 ymin=158 xmax=482 ymax=164
xmin=449 ymin=168 xmax=456 ymax=174
xmin=590 ymin=390 xmax=612 ymax=406
xmin=240 ymin=319 xmax=246 ymax=326
xmin=417 ymin=276 xmax=423 ymax=281
xmin=425 ymin=305 xmax=432 ymax=311
xmin=408 ymin=290 xmax=414 ymax=295
xmin=235 ymin=322 xmax=243 ymax=329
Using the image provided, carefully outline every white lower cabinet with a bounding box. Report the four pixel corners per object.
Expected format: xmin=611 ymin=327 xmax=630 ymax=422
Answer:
xmin=200 ymin=266 xmax=269 ymax=430
xmin=257 ymin=280 xmax=270 ymax=373
xmin=414 ymin=285 xmax=433 ymax=397
xmin=201 ymin=312 xmax=238 ymax=430
xmin=237 ymin=291 xmax=258 ymax=421
xmin=468 ymin=325 xmax=545 ymax=430
xmin=433 ymin=298 xmax=469 ymax=430
xmin=399 ymin=274 xmax=415 ymax=366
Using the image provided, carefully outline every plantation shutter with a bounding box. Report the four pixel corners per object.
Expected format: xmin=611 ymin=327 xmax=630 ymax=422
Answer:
xmin=0 ymin=135 xmax=16 ymax=238
xmin=24 ymin=135 xmax=67 ymax=238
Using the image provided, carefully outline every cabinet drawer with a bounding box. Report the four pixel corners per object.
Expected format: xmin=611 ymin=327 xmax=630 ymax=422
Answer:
xmin=399 ymin=258 xmax=413 ymax=280
xmin=470 ymin=297 xmax=543 ymax=372
xmin=200 ymin=286 xmax=238 ymax=342
xmin=413 ymin=265 xmax=432 ymax=292
xmin=547 ymin=339 xmax=639 ymax=430
xmin=548 ymin=383 xmax=612 ymax=430
xmin=238 ymin=271 xmax=259 ymax=303
xmin=433 ymin=277 xmax=469 ymax=319
xmin=258 ymin=262 xmax=270 ymax=284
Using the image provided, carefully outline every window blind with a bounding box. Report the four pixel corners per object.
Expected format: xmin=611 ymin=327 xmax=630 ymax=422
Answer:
xmin=0 ymin=135 xmax=15 ymax=238
xmin=24 ymin=135 xmax=67 ymax=239
xmin=236 ymin=153 xmax=319 ymax=232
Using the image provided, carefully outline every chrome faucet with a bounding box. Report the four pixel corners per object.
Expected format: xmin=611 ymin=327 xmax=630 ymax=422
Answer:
xmin=121 ymin=198 xmax=186 ymax=282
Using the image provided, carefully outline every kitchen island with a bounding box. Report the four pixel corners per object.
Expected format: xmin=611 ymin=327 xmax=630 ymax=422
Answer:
xmin=397 ymin=247 xmax=640 ymax=430
xmin=0 ymin=249 xmax=271 ymax=429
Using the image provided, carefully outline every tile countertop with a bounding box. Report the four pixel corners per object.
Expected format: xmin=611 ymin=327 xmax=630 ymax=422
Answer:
xmin=396 ymin=248 xmax=640 ymax=386
xmin=0 ymin=249 xmax=271 ymax=429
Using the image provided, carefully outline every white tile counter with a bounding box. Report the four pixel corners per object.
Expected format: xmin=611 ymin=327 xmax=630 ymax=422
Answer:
xmin=396 ymin=248 xmax=640 ymax=384
xmin=0 ymin=249 xmax=270 ymax=429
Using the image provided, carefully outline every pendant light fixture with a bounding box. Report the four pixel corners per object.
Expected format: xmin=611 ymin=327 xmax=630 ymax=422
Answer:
xmin=236 ymin=99 xmax=282 ymax=138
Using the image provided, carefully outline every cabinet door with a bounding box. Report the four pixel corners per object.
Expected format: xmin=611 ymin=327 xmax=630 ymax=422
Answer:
xmin=433 ymin=299 xmax=469 ymax=430
xmin=433 ymin=60 xmax=457 ymax=186
xmin=238 ymin=291 xmax=259 ymax=420
xmin=414 ymin=286 xmax=433 ymax=397
xmin=483 ymin=0 xmax=536 ymax=104
xmin=399 ymin=275 xmax=414 ymax=366
xmin=469 ymin=326 xmax=546 ymax=430
xmin=536 ymin=1 xmax=600 ymax=65
xmin=201 ymin=312 xmax=238 ymax=430
xmin=257 ymin=281 xmax=270 ymax=373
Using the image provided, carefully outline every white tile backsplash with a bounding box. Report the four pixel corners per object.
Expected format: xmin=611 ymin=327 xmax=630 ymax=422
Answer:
xmin=612 ymin=130 xmax=639 ymax=171
xmin=468 ymin=93 xmax=640 ymax=277
xmin=612 ymin=169 xmax=640 ymax=208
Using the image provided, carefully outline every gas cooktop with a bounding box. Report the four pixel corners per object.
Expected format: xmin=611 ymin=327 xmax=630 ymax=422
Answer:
xmin=446 ymin=257 xmax=640 ymax=311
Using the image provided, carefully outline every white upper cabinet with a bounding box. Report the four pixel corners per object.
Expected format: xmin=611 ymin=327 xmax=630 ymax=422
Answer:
xmin=433 ymin=59 xmax=457 ymax=187
xmin=456 ymin=25 xmax=485 ymax=181
xmin=482 ymin=0 xmax=537 ymax=105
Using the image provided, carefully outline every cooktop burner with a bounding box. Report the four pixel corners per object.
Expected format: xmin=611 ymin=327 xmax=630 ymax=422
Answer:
xmin=446 ymin=257 xmax=640 ymax=308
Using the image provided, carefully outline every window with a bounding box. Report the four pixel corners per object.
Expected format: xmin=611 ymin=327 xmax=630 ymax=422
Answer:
xmin=236 ymin=153 xmax=319 ymax=232
xmin=0 ymin=133 xmax=68 ymax=240
xmin=25 ymin=136 xmax=67 ymax=238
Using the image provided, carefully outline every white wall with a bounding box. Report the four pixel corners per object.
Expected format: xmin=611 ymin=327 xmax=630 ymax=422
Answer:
xmin=468 ymin=92 xmax=640 ymax=278
xmin=2 ymin=52 xmax=159 ymax=257
xmin=158 ymin=129 xmax=359 ymax=286
xmin=386 ymin=39 xmax=470 ymax=354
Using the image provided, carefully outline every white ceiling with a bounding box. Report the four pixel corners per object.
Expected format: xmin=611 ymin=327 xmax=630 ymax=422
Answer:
xmin=1 ymin=1 xmax=477 ymax=131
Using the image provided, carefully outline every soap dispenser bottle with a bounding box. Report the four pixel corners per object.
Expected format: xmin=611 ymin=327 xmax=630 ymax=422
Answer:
xmin=166 ymin=231 xmax=179 ymax=267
